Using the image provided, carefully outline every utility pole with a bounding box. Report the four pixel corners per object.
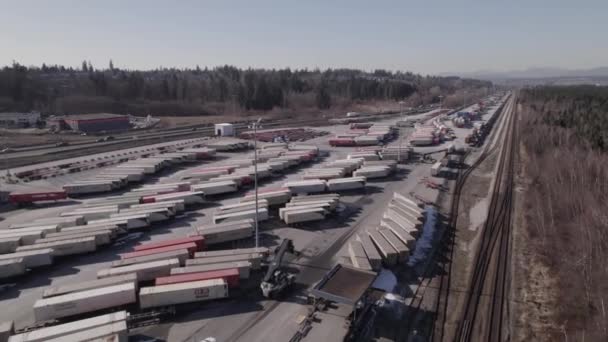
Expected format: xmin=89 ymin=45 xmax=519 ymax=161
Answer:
xmin=398 ymin=101 xmax=406 ymax=163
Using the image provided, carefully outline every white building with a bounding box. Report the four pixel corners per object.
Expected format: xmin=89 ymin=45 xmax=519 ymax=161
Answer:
xmin=214 ymin=123 xmax=235 ymax=136
xmin=0 ymin=112 xmax=41 ymax=127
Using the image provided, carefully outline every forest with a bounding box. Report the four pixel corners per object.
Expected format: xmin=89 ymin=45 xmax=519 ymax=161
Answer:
xmin=514 ymin=86 xmax=608 ymax=341
xmin=0 ymin=61 xmax=491 ymax=117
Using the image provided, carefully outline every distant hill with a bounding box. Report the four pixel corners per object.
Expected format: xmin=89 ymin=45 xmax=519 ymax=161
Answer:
xmin=441 ymin=67 xmax=608 ymax=80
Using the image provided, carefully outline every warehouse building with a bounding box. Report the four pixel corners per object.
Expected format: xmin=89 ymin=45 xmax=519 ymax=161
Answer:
xmin=62 ymin=113 xmax=131 ymax=133
xmin=0 ymin=112 xmax=41 ymax=128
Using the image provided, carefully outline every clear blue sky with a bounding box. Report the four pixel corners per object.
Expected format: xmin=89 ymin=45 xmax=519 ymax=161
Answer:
xmin=1 ymin=0 xmax=606 ymax=74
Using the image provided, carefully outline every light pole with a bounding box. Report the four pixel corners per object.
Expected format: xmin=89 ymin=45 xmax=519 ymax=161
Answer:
xmin=438 ymin=95 xmax=444 ymax=110
xmin=398 ymin=101 xmax=406 ymax=164
xmin=248 ymin=118 xmax=262 ymax=247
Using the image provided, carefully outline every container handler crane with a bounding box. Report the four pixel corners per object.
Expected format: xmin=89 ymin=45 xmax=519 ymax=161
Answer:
xmin=261 ymin=239 xmax=297 ymax=299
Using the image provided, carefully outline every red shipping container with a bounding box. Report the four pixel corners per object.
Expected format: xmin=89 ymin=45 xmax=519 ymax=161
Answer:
xmin=120 ymin=242 xmax=198 ymax=259
xmin=134 ymin=236 xmax=205 ymax=252
xmin=155 ymin=268 xmax=240 ymax=288
xmin=9 ymin=191 xmax=68 ymax=204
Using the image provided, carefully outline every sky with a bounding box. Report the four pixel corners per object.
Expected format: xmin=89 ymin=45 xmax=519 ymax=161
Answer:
xmin=1 ymin=0 xmax=607 ymax=75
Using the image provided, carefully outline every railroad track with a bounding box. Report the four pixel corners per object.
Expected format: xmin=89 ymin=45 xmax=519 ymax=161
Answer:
xmin=394 ymin=95 xmax=512 ymax=342
xmin=453 ymin=94 xmax=517 ymax=342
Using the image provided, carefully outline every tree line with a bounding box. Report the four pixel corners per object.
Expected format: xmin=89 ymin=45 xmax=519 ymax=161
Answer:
xmin=0 ymin=61 xmax=491 ymax=116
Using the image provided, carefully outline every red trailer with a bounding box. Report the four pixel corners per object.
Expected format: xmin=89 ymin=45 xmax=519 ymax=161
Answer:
xmin=9 ymin=191 xmax=68 ymax=206
xmin=134 ymin=236 xmax=205 ymax=252
xmin=120 ymin=242 xmax=198 ymax=259
xmin=329 ymin=138 xmax=356 ymax=147
xmin=155 ymin=268 xmax=240 ymax=288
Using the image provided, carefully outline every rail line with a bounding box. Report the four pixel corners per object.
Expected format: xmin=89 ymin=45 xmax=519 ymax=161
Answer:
xmin=454 ymin=93 xmax=517 ymax=342
xmin=397 ymin=95 xmax=513 ymax=341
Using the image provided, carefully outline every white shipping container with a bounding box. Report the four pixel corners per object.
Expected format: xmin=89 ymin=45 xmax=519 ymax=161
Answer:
xmin=284 ymin=208 xmax=326 ymax=224
xmin=327 ymin=177 xmax=366 ymax=191
xmin=284 ymin=180 xmax=326 ymax=194
xmin=194 ymin=247 xmax=269 ymax=259
xmin=1 ymin=225 xmax=58 ymax=235
xmin=17 ymin=237 xmax=97 ymax=257
xmin=35 ymin=230 xmax=111 ymax=246
xmin=0 ymin=258 xmax=26 ymax=278
xmin=0 ymin=237 xmax=21 ymax=254
xmin=186 ymin=253 xmax=262 ymax=270
xmin=97 ymin=258 xmax=179 ymax=281
xmin=192 ymin=181 xmax=238 ymax=195
xmin=43 ymin=274 xmax=138 ymax=298
xmin=171 ymin=261 xmax=252 ymax=279
xmin=130 ymin=200 xmax=185 ymax=213
xmin=213 ymin=208 xmax=268 ymax=224
xmin=33 ymin=283 xmax=137 ymax=322
xmin=63 ymin=182 xmax=113 ymax=195
xmin=139 ymin=278 xmax=228 ymax=309
xmin=7 ymin=311 xmax=128 ymax=342
xmin=56 ymin=225 xmax=121 ymax=238
xmin=43 ymin=321 xmax=128 ymax=342
xmin=241 ymin=190 xmax=291 ymax=206
xmin=112 ymin=249 xmax=189 ymax=268
xmin=0 ymin=249 xmax=53 ymax=268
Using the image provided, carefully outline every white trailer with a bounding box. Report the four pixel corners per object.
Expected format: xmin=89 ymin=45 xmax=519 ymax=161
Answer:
xmin=112 ymin=209 xmax=171 ymax=223
xmin=284 ymin=180 xmax=326 ymax=194
xmin=283 ymin=207 xmax=326 ymax=224
xmin=0 ymin=258 xmax=26 ymax=278
xmin=148 ymin=191 xmax=204 ymax=205
xmin=0 ymin=237 xmax=21 ymax=254
xmin=35 ymin=230 xmax=111 ymax=246
xmin=241 ymin=190 xmax=291 ymax=206
xmin=57 ymin=225 xmax=122 ymax=238
xmin=353 ymin=166 xmax=391 ymax=178
xmin=60 ymin=207 xmax=118 ymax=220
xmin=130 ymin=199 xmax=185 ymax=213
xmin=43 ymin=274 xmax=138 ymax=299
xmin=112 ymin=249 xmax=189 ymax=268
xmin=326 ymin=177 xmax=366 ymax=191
xmin=17 ymin=237 xmax=97 ymax=257
xmin=0 ymin=249 xmax=53 ymax=268
xmin=368 ymin=230 xmax=398 ymax=266
xmin=2 ymin=224 xmax=59 ymax=235
xmin=194 ymin=247 xmax=270 ymax=259
xmin=97 ymin=258 xmax=179 ymax=281
xmin=171 ymin=261 xmax=252 ymax=279
xmin=139 ymin=278 xmax=228 ymax=309
xmin=88 ymin=214 xmax=150 ymax=230
xmin=356 ymin=234 xmax=382 ymax=271
xmin=63 ymin=182 xmax=113 ymax=195
xmin=431 ymin=162 xmax=442 ymax=176
xmin=213 ymin=207 xmax=268 ymax=224
xmin=83 ymin=198 xmax=139 ymax=209
xmin=186 ymin=253 xmax=263 ymax=270
xmin=377 ymin=227 xmax=409 ymax=263
xmin=12 ymin=216 xmax=84 ymax=229
xmin=7 ymin=311 xmax=128 ymax=342
xmin=348 ymin=241 xmax=372 ymax=271
xmin=33 ymin=283 xmax=137 ymax=322
xmin=0 ymin=231 xmax=45 ymax=245
xmin=191 ymin=181 xmax=238 ymax=196
xmin=197 ymin=222 xmax=253 ymax=245
xmin=215 ymin=200 xmax=269 ymax=216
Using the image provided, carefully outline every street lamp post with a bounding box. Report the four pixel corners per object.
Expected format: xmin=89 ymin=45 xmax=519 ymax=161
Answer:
xmin=398 ymin=101 xmax=406 ymax=164
xmin=249 ymin=118 xmax=262 ymax=248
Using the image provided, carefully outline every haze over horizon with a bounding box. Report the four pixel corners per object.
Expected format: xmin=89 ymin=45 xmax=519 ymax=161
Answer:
xmin=1 ymin=0 xmax=607 ymax=75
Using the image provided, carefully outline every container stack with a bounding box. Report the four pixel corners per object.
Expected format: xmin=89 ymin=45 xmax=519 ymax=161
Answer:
xmin=279 ymin=193 xmax=340 ymax=225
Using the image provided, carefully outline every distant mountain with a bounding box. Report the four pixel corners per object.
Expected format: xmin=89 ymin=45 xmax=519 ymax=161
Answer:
xmin=441 ymin=67 xmax=608 ymax=80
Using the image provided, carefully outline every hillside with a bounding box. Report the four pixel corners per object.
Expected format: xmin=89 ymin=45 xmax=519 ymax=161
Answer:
xmin=0 ymin=62 xmax=490 ymax=117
